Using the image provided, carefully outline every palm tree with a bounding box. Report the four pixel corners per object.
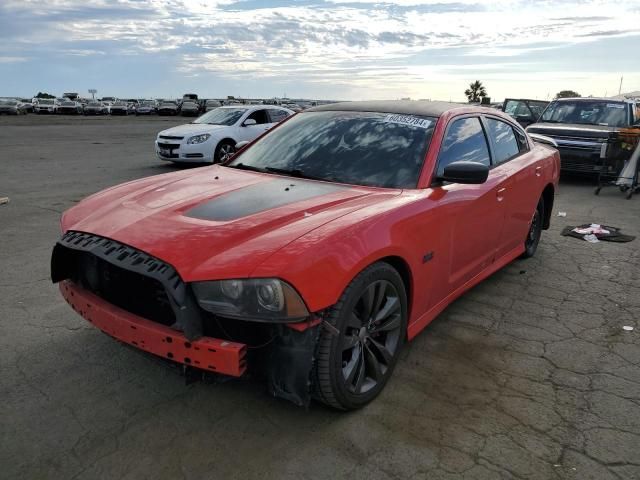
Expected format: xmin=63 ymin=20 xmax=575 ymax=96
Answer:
xmin=465 ymin=81 xmax=487 ymax=103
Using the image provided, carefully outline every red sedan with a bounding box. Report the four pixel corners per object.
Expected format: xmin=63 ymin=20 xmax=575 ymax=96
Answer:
xmin=51 ymin=101 xmax=560 ymax=410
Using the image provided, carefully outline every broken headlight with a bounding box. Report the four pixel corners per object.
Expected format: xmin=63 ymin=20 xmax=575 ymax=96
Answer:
xmin=191 ymin=278 xmax=309 ymax=322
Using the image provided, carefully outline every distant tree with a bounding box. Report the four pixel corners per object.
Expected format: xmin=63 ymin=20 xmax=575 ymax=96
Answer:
xmin=35 ymin=92 xmax=56 ymax=99
xmin=555 ymin=90 xmax=581 ymax=99
xmin=465 ymin=80 xmax=487 ymax=103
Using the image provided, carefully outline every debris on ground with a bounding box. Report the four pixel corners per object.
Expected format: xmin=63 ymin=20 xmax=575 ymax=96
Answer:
xmin=557 ymin=211 xmax=567 ymax=217
xmin=584 ymin=234 xmax=600 ymax=243
xmin=561 ymin=224 xmax=636 ymax=242
xmin=0 ymin=197 xmax=9 ymax=205
xmin=623 ymin=326 xmax=634 ymax=331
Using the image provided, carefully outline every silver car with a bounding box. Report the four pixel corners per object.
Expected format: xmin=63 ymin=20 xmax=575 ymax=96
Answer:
xmin=0 ymin=99 xmax=27 ymax=115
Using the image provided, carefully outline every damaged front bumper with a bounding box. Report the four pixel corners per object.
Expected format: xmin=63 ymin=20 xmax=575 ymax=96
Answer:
xmin=51 ymin=231 xmax=323 ymax=406
xmin=60 ymin=280 xmax=248 ymax=376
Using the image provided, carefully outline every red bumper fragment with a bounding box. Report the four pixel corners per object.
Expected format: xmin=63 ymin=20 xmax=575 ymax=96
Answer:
xmin=60 ymin=281 xmax=247 ymax=376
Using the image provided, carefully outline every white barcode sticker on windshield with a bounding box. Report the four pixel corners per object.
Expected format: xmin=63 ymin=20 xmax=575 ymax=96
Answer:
xmin=607 ymin=104 xmax=624 ymax=109
xmin=383 ymin=114 xmax=433 ymax=129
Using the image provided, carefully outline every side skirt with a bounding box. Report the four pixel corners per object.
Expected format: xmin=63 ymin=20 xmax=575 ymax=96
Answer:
xmin=407 ymin=244 xmax=525 ymax=340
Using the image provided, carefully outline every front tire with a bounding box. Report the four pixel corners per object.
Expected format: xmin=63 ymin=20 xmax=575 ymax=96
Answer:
xmin=314 ymin=262 xmax=407 ymax=410
xmin=521 ymin=197 xmax=544 ymax=258
xmin=214 ymin=140 xmax=236 ymax=163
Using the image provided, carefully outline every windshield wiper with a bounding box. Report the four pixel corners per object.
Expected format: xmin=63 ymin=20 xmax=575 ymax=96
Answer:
xmin=226 ymin=164 xmax=334 ymax=182
xmin=226 ymin=163 xmax=268 ymax=173
xmin=264 ymin=167 xmax=328 ymax=182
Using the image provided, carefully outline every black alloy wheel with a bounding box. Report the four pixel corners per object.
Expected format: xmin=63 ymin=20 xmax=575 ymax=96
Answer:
xmin=314 ymin=262 xmax=407 ymax=410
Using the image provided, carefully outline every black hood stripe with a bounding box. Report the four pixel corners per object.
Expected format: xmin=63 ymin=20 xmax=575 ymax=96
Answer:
xmin=186 ymin=177 xmax=347 ymax=221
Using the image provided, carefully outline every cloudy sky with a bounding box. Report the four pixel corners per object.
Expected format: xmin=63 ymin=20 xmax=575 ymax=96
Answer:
xmin=1 ymin=0 xmax=639 ymax=101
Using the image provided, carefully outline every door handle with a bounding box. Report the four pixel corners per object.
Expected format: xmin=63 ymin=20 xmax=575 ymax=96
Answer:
xmin=496 ymin=187 xmax=506 ymax=202
xmin=535 ymin=166 xmax=542 ymax=177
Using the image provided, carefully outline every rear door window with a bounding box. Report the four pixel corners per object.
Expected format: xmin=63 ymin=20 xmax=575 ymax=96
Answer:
xmin=436 ymin=117 xmax=490 ymax=176
xmin=268 ymin=109 xmax=290 ymax=123
xmin=485 ymin=118 xmax=520 ymax=164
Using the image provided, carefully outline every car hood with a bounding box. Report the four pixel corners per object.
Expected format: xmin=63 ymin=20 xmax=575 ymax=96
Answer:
xmin=527 ymin=122 xmax=616 ymax=139
xmin=61 ymin=166 xmax=399 ymax=281
xmin=159 ymin=123 xmax=227 ymax=137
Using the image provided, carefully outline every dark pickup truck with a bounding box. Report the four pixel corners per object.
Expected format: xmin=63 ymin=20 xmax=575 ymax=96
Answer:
xmin=526 ymin=98 xmax=640 ymax=174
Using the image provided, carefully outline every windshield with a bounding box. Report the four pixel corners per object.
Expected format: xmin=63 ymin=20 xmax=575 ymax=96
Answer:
xmin=39 ymin=99 xmax=54 ymax=105
xmin=0 ymin=99 xmax=17 ymax=105
xmin=142 ymin=101 xmax=155 ymax=106
xmin=541 ymin=100 xmax=629 ymax=127
xmin=88 ymin=102 xmax=101 ymax=106
xmin=227 ymin=111 xmax=435 ymax=188
xmin=194 ymin=107 xmax=247 ymax=126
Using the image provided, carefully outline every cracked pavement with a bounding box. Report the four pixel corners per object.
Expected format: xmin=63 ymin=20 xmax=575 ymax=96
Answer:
xmin=1 ymin=115 xmax=639 ymax=480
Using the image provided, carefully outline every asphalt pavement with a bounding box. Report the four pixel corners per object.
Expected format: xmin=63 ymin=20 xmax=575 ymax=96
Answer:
xmin=1 ymin=114 xmax=639 ymax=480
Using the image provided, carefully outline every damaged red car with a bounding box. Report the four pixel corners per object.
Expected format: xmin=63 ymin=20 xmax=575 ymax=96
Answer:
xmin=51 ymin=101 xmax=560 ymax=410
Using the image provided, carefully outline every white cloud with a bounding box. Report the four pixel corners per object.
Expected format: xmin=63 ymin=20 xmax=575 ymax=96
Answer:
xmin=1 ymin=0 xmax=639 ymax=99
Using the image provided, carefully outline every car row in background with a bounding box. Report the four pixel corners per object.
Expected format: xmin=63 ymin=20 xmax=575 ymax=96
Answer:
xmin=1 ymin=93 xmax=322 ymax=117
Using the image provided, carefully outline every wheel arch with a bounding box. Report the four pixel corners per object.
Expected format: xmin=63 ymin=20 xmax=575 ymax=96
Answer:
xmin=376 ymin=255 xmax=413 ymax=323
xmin=216 ymin=137 xmax=237 ymax=148
xmin=541 ymin=183 xmax=554 ymax=229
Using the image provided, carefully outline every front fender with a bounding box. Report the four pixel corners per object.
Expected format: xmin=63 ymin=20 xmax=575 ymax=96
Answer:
xmin=251 ymin=193 xmax=439 ymax=325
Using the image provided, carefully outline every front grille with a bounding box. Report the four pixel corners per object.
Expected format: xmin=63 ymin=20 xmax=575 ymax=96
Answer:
xmin=73 ymin=251 xmax=175 ymax=325
xmin=52 ymin=231 xmax=185 ymax=327
xmin=158 ymin=142 xmax=180 ymax=159
xmin=559 ymin=156 xmax=600 ymax=173
xmin=51 ymin=231 xmax=281 ymax=347
xmin=159 ymin=135 xmax=184 ymax=140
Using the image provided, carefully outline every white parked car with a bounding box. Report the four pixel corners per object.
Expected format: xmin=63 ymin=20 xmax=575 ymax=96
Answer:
xmin=34 ymin=98 xmax=56 ymax=114
xmin=155 ymin=105 xmax=294 ymax=164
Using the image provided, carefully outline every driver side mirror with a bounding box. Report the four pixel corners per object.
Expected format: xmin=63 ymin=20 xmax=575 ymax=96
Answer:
xmin=437 ymin=161 xmax=489 ymax=184
xmin=243 ymin=118 xmax=257 ymax=126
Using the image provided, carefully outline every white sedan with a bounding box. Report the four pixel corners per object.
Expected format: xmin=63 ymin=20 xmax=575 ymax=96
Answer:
xmin=155 ymin=105 xmax=294 ymax=164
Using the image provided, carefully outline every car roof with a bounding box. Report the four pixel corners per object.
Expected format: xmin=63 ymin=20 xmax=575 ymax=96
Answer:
xmin=218 ymin=105 xmax=286 ymax=111
xmin=307 ymin=100 xmax=495 ymax=117
xmin=554 ymin=97 xmax=634 ymax=103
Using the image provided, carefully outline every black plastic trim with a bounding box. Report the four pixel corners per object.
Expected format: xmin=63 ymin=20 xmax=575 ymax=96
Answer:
xmin=51 ymin=231 xmax=204 ymax=340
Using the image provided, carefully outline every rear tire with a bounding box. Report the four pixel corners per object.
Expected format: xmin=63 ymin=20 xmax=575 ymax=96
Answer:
xmin=313 ymin=262 xmax=407 ymax=410
xmin=521 ymin=197 xmax=544 ymax=258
